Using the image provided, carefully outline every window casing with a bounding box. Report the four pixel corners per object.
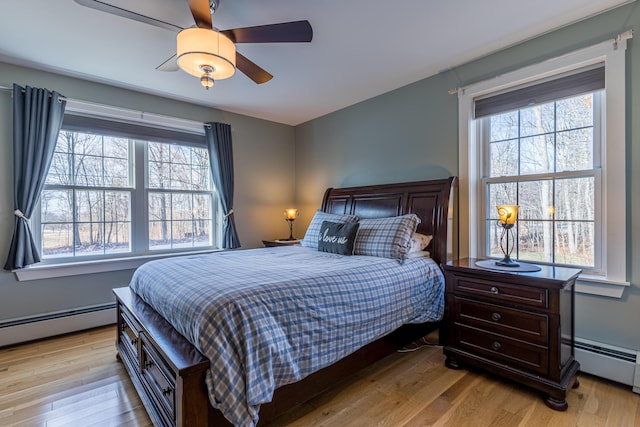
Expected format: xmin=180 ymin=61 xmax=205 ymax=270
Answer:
xmin=458 ymin=35 xmax=629 ymax=297
xmin=36 ymin=110 xmax=220 ymax=263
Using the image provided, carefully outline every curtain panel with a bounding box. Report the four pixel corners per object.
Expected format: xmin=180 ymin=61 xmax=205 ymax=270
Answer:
xmin=205 ymin=122 xmax=240 ymax=249
xmin=4 ymin=84 xmax=66 ymax=270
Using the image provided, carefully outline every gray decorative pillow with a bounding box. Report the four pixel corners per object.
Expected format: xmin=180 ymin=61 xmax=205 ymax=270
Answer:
xmin=318 ymin=221 xmax=360 ymax=255
xmin=301 ymin=210 xmax=359 ymax=249
xmin=353 ymin=214 xmax=421 ymax=260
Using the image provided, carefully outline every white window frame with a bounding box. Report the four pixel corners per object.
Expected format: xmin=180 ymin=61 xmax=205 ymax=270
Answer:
xmin=478 ymin=91 xmax=603 ymax=270
xmin=15 ymin=100 xmax=222 ymax=281
xmin=458 ymin=34 xmax=630 ymax=298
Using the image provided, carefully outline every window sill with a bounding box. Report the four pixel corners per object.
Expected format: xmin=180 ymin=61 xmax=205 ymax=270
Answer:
xmin=13 ymin=249 xmax=222 ymax=282
xmin=575 ymin=274 xmax=630 ymax=298
xmin=15 ymin=252 xmax=629 ymax=298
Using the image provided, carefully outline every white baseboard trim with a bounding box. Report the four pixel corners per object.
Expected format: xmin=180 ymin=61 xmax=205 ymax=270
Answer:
xmin=0 ymin=304 xmax=116 ymax=347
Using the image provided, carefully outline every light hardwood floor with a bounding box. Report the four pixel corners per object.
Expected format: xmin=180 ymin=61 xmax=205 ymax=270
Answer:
xmin=1 ymin=326 xmax=638 ymax=427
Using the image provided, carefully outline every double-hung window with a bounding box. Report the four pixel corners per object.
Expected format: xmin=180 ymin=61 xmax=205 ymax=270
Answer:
xmin=42 ymin=129 xmax=133 ymax=257
xmin=37 ymin=104 xmax=220 ymax=264
xmin=458 ymin=35 xmax=629 ymax=297
xmin=479 ymin=67 xmax=603 ymax=269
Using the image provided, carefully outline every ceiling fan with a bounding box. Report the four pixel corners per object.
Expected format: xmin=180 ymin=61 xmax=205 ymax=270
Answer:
xmin=74 ymin=0 xmax=313 ymax=87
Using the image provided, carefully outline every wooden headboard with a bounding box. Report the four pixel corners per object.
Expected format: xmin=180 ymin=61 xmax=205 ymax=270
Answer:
xmin=321 ymin=177 xmax=457 ymax=267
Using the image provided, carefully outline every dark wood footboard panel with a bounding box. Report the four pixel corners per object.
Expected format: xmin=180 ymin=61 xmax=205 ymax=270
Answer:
xmin=115 ymin=287 xmax=211 ymax=427
xmin=116 ymin=286 xmax=438 ymax=427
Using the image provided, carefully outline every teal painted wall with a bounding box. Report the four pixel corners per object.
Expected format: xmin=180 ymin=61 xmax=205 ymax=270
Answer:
xmin=295 ymin=3 xmax=640 ymax=350
xmin=0 ymin=63 xmax=295 ymax=322
xmin=2 ymin=3 xmax=639 ymax=353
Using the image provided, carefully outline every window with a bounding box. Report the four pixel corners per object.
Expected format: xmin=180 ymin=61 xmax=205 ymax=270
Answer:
xmin=37 ymin=107 xmax=219 ymax=262
xmin=42 ymin=131 xmax=133 ymax=257
xmin=458 ymin=35 xmax=630 ymax=297
xmin=481 ymin=83 xmax=602 ymax=270
xmin=147 ymin=142 xmax=214 ymax=250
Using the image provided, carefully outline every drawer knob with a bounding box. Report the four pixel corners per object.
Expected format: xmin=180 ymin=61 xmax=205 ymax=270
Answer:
xmin=130 ymin=337 xmax=138 ymax=346
xmin=490 ymin=286 xmax=499 ymax=294
xmin=144 ymin=359 xmax=154 ymax=369
xmin=162 ymin=386 xmax=173 ymax=396
xmin=492 ymin=341 xmax=502 ymax=351
xmin=491 ymin=312 xmax=502 ymax=322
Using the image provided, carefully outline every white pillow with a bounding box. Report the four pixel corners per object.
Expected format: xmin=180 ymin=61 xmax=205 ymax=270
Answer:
xmin=406 ymin=250 xmax=431 ymax=259
xmin=408 ymin=232 xmax=433 ymax=253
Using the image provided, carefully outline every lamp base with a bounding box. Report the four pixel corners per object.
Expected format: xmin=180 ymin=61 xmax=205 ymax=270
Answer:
xmin=284 ymin=218 xmax=296 ymax=241
xmin=496 ymin=257 xmax=520 ymax=267
xmin=279 ymin=237 xmax=297 ymax=241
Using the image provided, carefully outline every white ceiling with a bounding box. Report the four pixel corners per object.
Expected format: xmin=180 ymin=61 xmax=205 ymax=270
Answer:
xmin=0 ymin=0 xmax=632 ymax=125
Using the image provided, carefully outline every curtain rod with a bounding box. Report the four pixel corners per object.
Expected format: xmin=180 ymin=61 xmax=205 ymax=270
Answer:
xmin=0 ymin=85 xmax=68 ymax=102
xmin=65 ymin=98 xmax=205 ymax=133
xmin=445 ymin=29 xmax=633 ymax=96
xmin=0 ymin=86 xmax=203 ymax=131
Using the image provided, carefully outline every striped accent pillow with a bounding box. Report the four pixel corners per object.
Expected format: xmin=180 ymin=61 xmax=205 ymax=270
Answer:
xmin=354 ymin=214 xmax=421 ymax=260
xmin=301 ymin=210 xmax=359 ymax=249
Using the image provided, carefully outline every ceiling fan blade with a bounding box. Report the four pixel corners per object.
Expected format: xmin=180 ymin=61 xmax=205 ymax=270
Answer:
xmin=74 ymin=0 xmax=183 ymax=31
xmin=221 ymin=20 xmax=312 ymax=43
xmin=236 ymin=52 xmax=273 ymax=84
xmin=156 ymin=54 xmax=179 ymax=72
xmin=187 ymin=0 xmax=213 ymax=29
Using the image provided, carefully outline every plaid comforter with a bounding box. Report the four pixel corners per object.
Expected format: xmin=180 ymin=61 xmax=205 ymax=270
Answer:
xmin=129 ymin=246 xmax=444 ymax=427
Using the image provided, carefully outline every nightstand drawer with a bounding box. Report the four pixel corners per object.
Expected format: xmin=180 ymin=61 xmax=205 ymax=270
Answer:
xmin=453 ymin=296 xmax=549 ymax=345
xmin=455 ymin=324 xmax=549 ymax=376
xmin=452 ymin=276 xmax=548 ymax=310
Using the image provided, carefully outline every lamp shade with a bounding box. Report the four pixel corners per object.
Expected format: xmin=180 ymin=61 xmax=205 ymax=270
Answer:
xmin=284 ymin=209 xmax=299 ymax=220
xmin=177 ymin=28 xmax=236 ymax=80
xmin=497 ymin=205 xmax=518 ymax=225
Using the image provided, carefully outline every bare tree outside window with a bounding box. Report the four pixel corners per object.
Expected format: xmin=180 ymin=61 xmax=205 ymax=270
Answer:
xmin=147 ymin=142 xmax=213 ymax=250
xmin=484 ymin=93 xmax=597 ymax=268
xmin=42 ymin=131 xmax=131 ymax=257
xmin=41 ymin=130 xmax=216 ymax=259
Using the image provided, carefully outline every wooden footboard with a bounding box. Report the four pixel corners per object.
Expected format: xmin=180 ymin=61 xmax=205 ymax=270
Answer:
xmin=115 ymin=286 xmax=439 ymax=427
xmin=115 ymin=287 xmax=211 ymax=427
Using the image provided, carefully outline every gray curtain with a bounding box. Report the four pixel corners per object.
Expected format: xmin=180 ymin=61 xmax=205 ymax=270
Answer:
xmin=205 ymin=122 xmax=240 ymax=249
xmin=4 ymin=84 xmax=66 ymax=270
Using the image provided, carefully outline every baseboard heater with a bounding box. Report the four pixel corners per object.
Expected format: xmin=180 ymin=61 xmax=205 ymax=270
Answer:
xmin=575 ymin=337 xmax=640 ymax=394
xmin=0 ymin=303 xmax=116 ymax=348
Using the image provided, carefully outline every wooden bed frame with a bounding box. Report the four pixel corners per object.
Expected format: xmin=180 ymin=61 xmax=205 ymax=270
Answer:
xmin=114 ymin=177 xmax=456 ymax=427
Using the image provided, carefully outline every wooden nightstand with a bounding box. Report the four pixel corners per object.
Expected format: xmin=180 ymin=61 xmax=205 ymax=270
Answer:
xmin=442 ymin=258 xmax=581 ymax=410
xmin=262 ymin=239 xmax=300 ymax=247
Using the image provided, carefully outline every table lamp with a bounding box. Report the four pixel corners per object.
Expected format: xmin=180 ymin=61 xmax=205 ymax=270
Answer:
xmin=496 ymin=205 xmax=519 ymax=267
xmin=283 ymin=208 xmax=299 ymax=240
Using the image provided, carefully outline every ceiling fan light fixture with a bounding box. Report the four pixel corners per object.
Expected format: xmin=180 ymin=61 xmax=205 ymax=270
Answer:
xmin=200 ymin=65 xmax=215 ymax=89
xmin=177 ymin=27 xmax=236 ymax=82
